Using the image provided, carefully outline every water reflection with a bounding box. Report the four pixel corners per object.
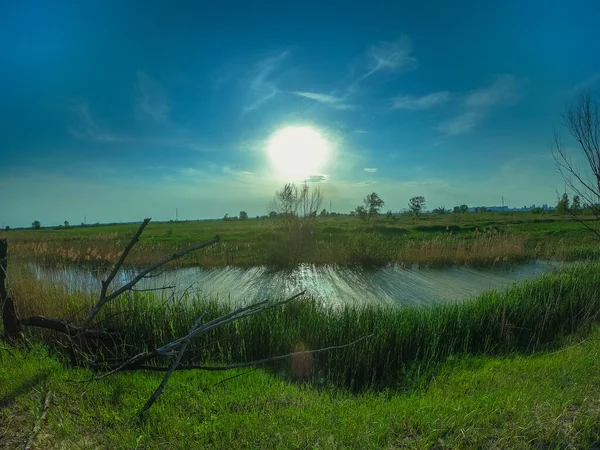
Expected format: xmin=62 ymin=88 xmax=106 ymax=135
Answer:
xmin=31 ymin=261 xmax=569 ymax=307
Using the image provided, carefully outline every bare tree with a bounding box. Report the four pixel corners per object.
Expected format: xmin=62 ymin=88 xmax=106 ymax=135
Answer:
xmin=270 ymin=183 xmax=323 ymax=225
xmin=554 ymin=90 xmax=600 ymax=239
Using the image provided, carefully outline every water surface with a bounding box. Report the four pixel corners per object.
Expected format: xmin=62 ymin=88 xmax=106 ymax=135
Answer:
xmin=31 ymin=260 xmax=569 ymax=307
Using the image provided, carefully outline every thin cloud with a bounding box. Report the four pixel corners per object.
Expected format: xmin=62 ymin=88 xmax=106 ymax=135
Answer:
xmin=392 ymin=91 xmax=451 ymax=110
xmin=574 ymin=73 xmax=600 ymax=91
xmin=135 ymin=70 xmax=171 ymax=122
xmin=293 ymin=91 xmax=355 ymax=110
xmin=305 ymin=174 xmax=330 ymax=183
xmin=364 ymin=168 xmax=378 ymax=173
xmin=464 ymin=75 xmax=519 ymax=107
xmin=69 ymin=102 xmax=134 ymax=143
xmin=241 ymin=171 xmax=253 ymax=175
xmin=436 ymin=111 xmax=482 ymax=136
xmin=438 ymin=75 xmax=522 ymax=136
xmin=243 ymin=51 xmax=289 ymax=114
xmin=69 ymin=102 xmax=213 ymax=151
xmin=359 ymin=36 xmax=418 ymax=82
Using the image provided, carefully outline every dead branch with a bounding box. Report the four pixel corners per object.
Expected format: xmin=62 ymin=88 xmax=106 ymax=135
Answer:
xmin=20 ymin=316 xmax=118 ymax=339
xmin=82 ymin=222 xmax=220 ymax=328
xmin=138 ymin=312 xmax=207 ymax=416
xmin=93 ymin=291 xmax=306 ymax=380
xmin=132 ymin=334 xmax=373 ymax=372
xmin=24 ymin=390 xmax=53 ymax=450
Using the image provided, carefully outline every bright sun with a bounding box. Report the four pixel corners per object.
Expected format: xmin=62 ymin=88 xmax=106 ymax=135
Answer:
xmin=266 ymin=126 xmax=330 ymax=180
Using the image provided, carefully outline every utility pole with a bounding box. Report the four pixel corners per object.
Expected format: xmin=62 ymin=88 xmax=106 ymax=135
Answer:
xmin=176 ymin=208 xmax=178 ymax=222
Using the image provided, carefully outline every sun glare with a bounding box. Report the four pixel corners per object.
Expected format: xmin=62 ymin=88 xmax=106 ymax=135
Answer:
xmin=266 ymin=126 xmax=330 ymax=181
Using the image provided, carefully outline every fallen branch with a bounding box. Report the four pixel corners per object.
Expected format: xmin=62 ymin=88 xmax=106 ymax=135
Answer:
xmin=82 ymin=218 xmax=220 ymax=328
xmin=94 ymin=291 xmax=306 ymax=381
xmin=138 ymin=312 xmax=207 ymax=416
xmin=131 ymin=334 xmax=373 ymax=372
xmin=20 ymin=316 xmax=118 ymax=339
xmin=24 ymin=390 xmax=53 ymax=450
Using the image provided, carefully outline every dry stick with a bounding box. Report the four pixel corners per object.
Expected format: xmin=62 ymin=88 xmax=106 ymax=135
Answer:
xmin=138 ymin=312 xmax=208 ymax=416
xmin=83 ymin=218 xmax=151 ymax=328
xmin=133 ymin=334 xmax=373 ymax=372
xmin=24 ymin=390 xmax=53 ymax=450
xmin=94 ymin=291 xmax=306 ymax=380
xmin=82 ymin=232 xmax=220 ymax=329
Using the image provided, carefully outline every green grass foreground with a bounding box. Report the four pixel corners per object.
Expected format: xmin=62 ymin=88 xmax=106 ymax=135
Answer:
xmin=2 ymin=329 xmax=600 ymax=449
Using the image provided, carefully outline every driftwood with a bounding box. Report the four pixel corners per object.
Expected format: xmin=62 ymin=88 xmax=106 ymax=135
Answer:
xmin=7 ymin=218 xmax=370 ymax=415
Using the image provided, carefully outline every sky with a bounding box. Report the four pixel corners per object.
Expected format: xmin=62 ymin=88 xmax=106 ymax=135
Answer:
xmin=1 ymin=0 xmax=600 ymax=227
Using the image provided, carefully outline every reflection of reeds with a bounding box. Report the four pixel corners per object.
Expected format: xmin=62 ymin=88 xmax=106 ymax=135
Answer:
xmin=9 ymin=262 xmax=600 ymax=390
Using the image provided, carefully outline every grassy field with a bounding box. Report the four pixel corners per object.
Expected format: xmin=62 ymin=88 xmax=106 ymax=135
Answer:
xmin=1 ymin=211 xmax=599 ymax=268
xmin=2 ymin=319 xmax=600 ymax=448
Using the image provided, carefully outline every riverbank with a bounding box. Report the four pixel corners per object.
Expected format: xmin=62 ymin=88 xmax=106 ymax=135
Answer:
xmin=7 ymin=262 xmax=600 ymax=390
xmin=2 ymin=212 xmax=598 ymax=268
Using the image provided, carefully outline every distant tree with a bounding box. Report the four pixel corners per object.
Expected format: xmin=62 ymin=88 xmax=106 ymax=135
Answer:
xmin=32 ymin=220 xmax=41 ymax=229
xmin=349 ymin=210 xmax=356 ymax=216
xmin=268 ymin=211 xmax=277 ymax=218
xmin=362 ymin=192 xmax=385 ymax=221
xmin=556 ymin=193 xmax=570 ymax=215
xmin=385 ymin=210 xmax=393 ymax=219
xmin=239 ymin=211 xmax=248 ymax=220
xmin=4 ymin=226 xmax=9 ymax=232
xmin=432 ymin=206 xmax=446 ymax=214
xmin=320 ymin=208 xmax=327 ymax=217
xmin=223 ymin=213 xmax=230 ymax=221
xmin=355 ymin=205 xmax=368 ymax=222
xmin=474 ymin=207 xmax=488 ymax=213
xmin=408 ymin=196 xmax=426 ymax=217
xmin=64 ymin=220 xmax=70 ymax=229
xmin=572 ymin=195 xmax=581 ymax=214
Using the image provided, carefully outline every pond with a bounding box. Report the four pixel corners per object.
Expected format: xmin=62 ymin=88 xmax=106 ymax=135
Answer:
xmin=30 ymin=260 xmax=569 ymax=307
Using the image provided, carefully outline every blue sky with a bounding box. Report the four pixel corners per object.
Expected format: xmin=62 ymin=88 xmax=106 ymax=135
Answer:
xmin=1 ymin=0 xmax=600 ymax=227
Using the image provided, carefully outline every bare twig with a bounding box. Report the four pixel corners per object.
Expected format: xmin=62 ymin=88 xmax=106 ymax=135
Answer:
xmin=93 ymin=291 xmax=306 ymax=380
xmin=138 ymin=312 xmax=208 ymax=416
xmin=24 ymin=390 xmax=53 ymax=450
xmin=81 ymin=225 xmax=221 ymax=328
xmin=131 ymin=334 xmax=373 ymax=372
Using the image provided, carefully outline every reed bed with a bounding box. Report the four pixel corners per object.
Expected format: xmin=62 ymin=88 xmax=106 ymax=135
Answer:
xmin=7 ymin=262 xmax=600 ymax=391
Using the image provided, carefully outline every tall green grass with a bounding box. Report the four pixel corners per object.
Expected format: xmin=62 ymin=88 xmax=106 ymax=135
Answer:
xmin=10 ymin=263 xmax=600 ymax=391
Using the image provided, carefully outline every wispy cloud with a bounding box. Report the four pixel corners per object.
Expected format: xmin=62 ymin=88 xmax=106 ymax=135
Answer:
xmin=574 ymin=73 xmax=600 ymax=91
xmin=391 ymin=91 xmax=451 ymax=110
xmin=363 ymin=167 xmax=378 ymax=173
xmin=135 ymin=70 xmax=171 ymax=122
xmin=436 ymin=111 xmax=482 ymax=136
xmin=69 ymin=101 xmax=213 ymax=151
xmin=359 ymin=36 xmax=418 ymax=83
xmin=69 ymin=102 xmax=134 ymax=143
xmin=243 ymin=51 xmax=289 ymax=114
xmin=464 ymin=75 xmax=519 ymax=107
xmin=293 ymin=91 xmax=355 ymax=110
xmin=438 ymin=75 xmax=522 ymax=136
xmin=305 ymin=174 xmax=330 ymax=183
